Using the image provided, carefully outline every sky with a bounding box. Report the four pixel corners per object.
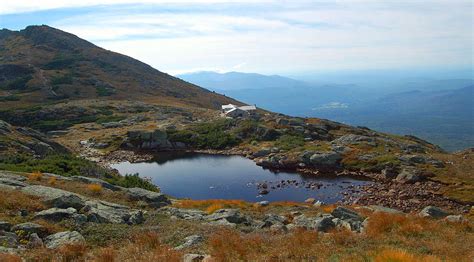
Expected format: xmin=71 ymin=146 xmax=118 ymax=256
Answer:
xmin=0 ymin=0 xmax=472 ymax=76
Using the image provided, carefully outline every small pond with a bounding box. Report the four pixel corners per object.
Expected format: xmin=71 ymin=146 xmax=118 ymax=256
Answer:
xmin=111 ymin=152 xmax=371 ymax=203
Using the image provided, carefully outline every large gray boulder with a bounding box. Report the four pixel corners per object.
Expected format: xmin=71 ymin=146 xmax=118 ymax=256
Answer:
xmin=309 ymin=152 xmax=342 ymax=167
xmin=313 ymin=216 xmax=336 ymax=232
xmin=44 ymin=231 xmax=85 ymax=249
xmin=22 ymin=185 xmax=87 ymax=210
xmin=419 ymin=206 xmax=449 ymax=219
xmin=34 ymin=208 xmax=77 ymax=222
xmin=331 ymin=207 xmax=363 ymax=222
xmin=126 ymin=187 xmax=170 ymax=208
xmin=11 ymin=222 xmax=46 ymax=237
xmin=84 ymin=200 xmax=144 ymax=225
xmin=331 ymin=207 xmax=365 ymax=232
xmin=395 ymin=168 xmax=422 ymax=183
xmin=205 ymin=209 xmax=249 ymax=224
xmin=0 ymin=177 xmax=28 ymax=188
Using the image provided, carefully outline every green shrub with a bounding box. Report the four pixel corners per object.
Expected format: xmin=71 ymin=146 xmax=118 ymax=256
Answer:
xmin=50 ymin=74 xmax=73 ymax=86
xmin=43 ymin=54 xmax=84 ymax=70
xmin=0 ymin=154 xmax=108 ymax=177
xmin=0 ymin=75 xmax=33 ymax=90
xmin=107 ymin=173 xmax=158 ymax=192
xmin=96 ymin=86 xmax=115 ymax=96
xmin=274 ymin=134 xmax=305 ymax=150
xmin=168 ymin=119 xmax=240 ymax=149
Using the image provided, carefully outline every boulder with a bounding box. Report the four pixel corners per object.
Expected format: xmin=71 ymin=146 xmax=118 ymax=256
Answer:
xmin=332 ymin=134 xmax=376 ymax=146
xmin=252 ymin=148 xmax=271 ymax=158
xmin=419 ymin=206 xmax=449 ymax=219
xmin=175 ymin=235 xmax=203 ymax=250
xmin=313 ymin=216 xmax=335 ymax=232
xmin=205 ymin=209 xmax=248 ymax=224
xmin=381 ymin=167 xmax=399 ymax=180
xmin=85 ymin=200 xmax=144 ymax=225
xmin=331 ymin=207 xmax=363 ymax=222
xmin=304 ymin=198 xmax=316 ymax=204
xmin=48 ymin=194 xmax=86 ymax=210
xmin=11 ymin=223 xmax=46 ymax=237
xmin=309 ymin=152 xmax=341 ymax=167
xmin=0 ymin=221 xmax=12 ymax=232
xmin=183 ymin=254 xmax=212 ymax=262
xmin=44 ymin=231 xmax=85 ymax=249
xmin=34 ymin=208 xmax=77 ymax=222
xmin=0 ymin=232 xmax=18 ymax=248
xmin=166 ymin=208 xmax=206 ymax=221
xmin=21 ymin=185 xmax=85 ymax=207
xmin=26 ymin=233 xmax=44 ymax=249
xmin=395 ymin=168 xmax=422 ymax=183
xmin=126 ymin=187 xmax=170 ymax=208
xmin=256 ymin=201 xmax=270 ymax=207
xmin=262 ymin=214 xmax=287 ymax=227
xmin=0 ymin=178 xmax=28 ymax=188
xmin=291 ymin=215 xmax=314 ymax=229
xmin=366 ymin=205 xmax=404 ymax=215
xmin=444 ymin=215 xmax=466 ymax=223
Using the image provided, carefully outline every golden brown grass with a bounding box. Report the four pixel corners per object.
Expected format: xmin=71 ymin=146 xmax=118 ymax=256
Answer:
xmin=28 ymin=171 xmax=43 ymax=181
xmin=431 ymin=151 xmax=474 ymax=203
xmin=48 ymin=176 xmax=57 ymax=185
xmin=204 ymin=212 xmax=473 ymax=261
xmin=175 ymin=199 xmax=251 ymax=211
xmin=374 ymin=249 xmax=441 ymax=262
xmin=88 ymin=183 xmax=103 ymax=195
xmin=0 ymin=189 xmax=45 ymax=215
xmin=0 ymin=253 xmax=22 ymax=262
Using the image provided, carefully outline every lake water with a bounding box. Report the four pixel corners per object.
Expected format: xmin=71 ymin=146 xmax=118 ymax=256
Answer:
xmin=111 ymin=152 xmax=371 ymax=203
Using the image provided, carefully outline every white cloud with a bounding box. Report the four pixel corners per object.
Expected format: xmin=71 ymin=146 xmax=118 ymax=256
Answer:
xmin=3 ymin=1 xmax=471 ymax=74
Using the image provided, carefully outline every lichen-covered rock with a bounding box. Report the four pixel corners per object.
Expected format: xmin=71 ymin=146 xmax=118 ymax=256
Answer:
xmin=331 ymin=207 xmax=363 ymax=222
xmin=0 ymin=232 xmax=18 ymax=248
xmin=419 ymin=206 xmax=449 ymax=219
xmin=11 ymin=222 xmax=46 ymax=237
xmin=205 ymin=209 xmax=249 ymax=224
xmin=126 ymin=187 xmax=170 ymax=208
xmin=395 ymin=168 xmax=422 ymax=183
xmin=84 ymin=200 xmax=144 ymax=225
xmin=332 ymin=134 xmax=376 ymax=146
xmin=44 ymin=231 xmax=85 ymax=249
xmin=313 ymin=216 xmax=335 ymax=232
xmin=34 ymin=208 xmax=77 ymax=222
xmin=22 ymin=185 xmax=85 ymax=206
xmin=309 ymin=152 xmax=342 ymax=167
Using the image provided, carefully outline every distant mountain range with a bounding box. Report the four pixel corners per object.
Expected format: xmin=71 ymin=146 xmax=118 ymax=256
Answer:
xmin=178 ymin=71 xmax=474 ymax=151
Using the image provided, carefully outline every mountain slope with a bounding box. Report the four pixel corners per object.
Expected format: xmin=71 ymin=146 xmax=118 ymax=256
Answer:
xmin=0 ymin=25 xmax=238 ymax=109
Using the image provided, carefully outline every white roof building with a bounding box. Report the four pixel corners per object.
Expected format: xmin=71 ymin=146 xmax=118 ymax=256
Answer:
xmin=221 ymin=104 xmax=257 ymax=118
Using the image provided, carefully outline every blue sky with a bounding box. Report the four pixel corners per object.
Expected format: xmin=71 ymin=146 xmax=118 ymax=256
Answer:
xmin=0 ymin=0 xmax=472 ymax=76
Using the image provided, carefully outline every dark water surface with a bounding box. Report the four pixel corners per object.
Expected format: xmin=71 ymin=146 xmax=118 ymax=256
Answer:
xmin=111 ymin=152 xmax=371 ymax=203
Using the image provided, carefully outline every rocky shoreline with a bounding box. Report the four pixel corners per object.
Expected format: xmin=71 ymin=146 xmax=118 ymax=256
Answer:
xmin=81 ymin=146 xmax=471 ymax=214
